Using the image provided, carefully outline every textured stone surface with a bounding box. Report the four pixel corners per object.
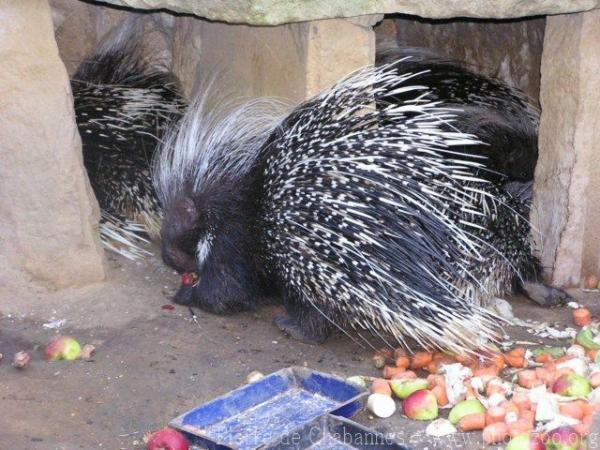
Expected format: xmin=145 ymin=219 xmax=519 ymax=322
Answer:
xmin=170 ymin=15 xmax=378 ymax=103
xmin=532 ymin=9 xmax=600 ymax=287
xmin=376 ymin=17 xmax=545 ymax=102
xmin=96 ymin=0 xmax=600 ymax=25
xmin=0 ymin=0 xmax=106 ymax=290
xmin=50 ymin=0 xmax=173 ymax=77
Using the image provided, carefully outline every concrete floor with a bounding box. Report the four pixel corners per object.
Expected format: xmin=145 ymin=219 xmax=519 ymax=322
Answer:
xmin=0 ymin=250 xmax=597 ymax=450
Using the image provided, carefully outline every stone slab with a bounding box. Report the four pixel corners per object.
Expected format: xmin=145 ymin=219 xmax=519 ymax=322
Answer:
xmin=95 ymin=0 xmax=600 ymax=25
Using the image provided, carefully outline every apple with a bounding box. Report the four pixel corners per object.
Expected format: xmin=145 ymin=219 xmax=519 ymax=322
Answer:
xmin=44 ymin=336 xmax=82 ymax=361
xmin=403 ymin=389 xmax=438 ymax=421
xmin=575 ymin=328 xmax=600 ymax=350
xmin=505 ymin=433 xmax=545 ymax=450
xmin=552 ymin=374 xmax=591 ymax=397
xmin=390 ymin=378 xmax=428 ymax=399
xmin=146 ymin=428 xmax=189 ymax=450
xmin=448 ymin=399 xmax=486 ymax=424
xmin=544 ymin=426 xmax=581 ymax=450
xmin=180 ymin=272 xmax=198 ymax=286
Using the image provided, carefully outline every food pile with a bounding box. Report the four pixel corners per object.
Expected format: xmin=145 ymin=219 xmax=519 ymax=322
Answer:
xmin=359 ymin=307 xmax=600 ymax=448
xmin=8 ymin=335 xmax=95 ymax=370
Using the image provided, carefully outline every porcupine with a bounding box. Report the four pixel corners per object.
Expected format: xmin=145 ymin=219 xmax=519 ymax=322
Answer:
xmin=377 ymin=46 xmax=569 ymax=306
xmin=72 ymin=16 xmax=186 ymax=259
xmin=154 ymin=59 xmax=566 ymax=352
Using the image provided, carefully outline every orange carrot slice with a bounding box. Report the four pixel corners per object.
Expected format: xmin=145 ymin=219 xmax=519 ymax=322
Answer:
xmin=482 ymin=422 xmax=509 ymax=444
xmin=573 ymin=308 xmax=592 ymax=327
xmin=371 ymin=378 xmax=392 ymax=396
xmin=458 ymin=413 xmax=486 ymax=432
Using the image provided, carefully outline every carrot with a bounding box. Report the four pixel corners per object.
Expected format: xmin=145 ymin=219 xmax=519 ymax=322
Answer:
xmin=500 ymin=401 xmax=520 ymax=423
xmin=473 ymin=363 xmax=500 ymax=378
xmin=559 ymin=400 xmax=587 ymax=420
xmin=519 ymin=409 xmax=535 ymax=426
xmin=431 ymin=384 xmax=449 ymax=407
xmin=491 ymin=353 xmax=507 ymax=371
xmin=584 ymin=402 xmax=600 ymax=416
xmin=485 ymin=406 xmax=506 ymax=425
xmin=485 ymin=378 xmax=506 ymax=396
xmin=390 ymin=370 xmax=417 ymax=380
xmin=517 ymin=369 xmax=542 ymax=389
xmin=507 ymin=418 xmax=533 ymax=438
xmin=371 ymin=379 xmax=392 ymax=396
xmin=458 ymin=413 xmax=486 ymax=432
xmin=573 ymin=307 xmax=592 ymax=327
xmin=382 ymin=365 xmax=405 ymax=379
xmin=503 ymin=347 xmax=527 ymax=368
xmin=587 ymin=349 xmax=598 ymax=361
xmin=395 ymin=356 xmax=410 ymax=369
xmin=512 ymin=394 xmax=532 ymax=412
xmin=410 ymin=351 xmax=433 ymax=370
xmin=504 ymin=355 xmax=526 ymax=369
xmin=535 ymin=353 xmax=553 ymax=364
xmin=535 ymin=366 xmax=556 ymax=387
xmin=393 ymin=348 xmax=410 ymax=369
xmin=425 ymin=355 xmax=456 ymax=374
xmin=574 ymin=414 xmax=593 ymax=437
xmin=427 ymin=374 xmax=443 ymax=389
xmin=482 ymin=422 xmax=509 ymax=444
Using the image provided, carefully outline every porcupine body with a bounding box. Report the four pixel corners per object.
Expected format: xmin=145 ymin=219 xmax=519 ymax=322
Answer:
xmin=72 ymin=17 xmax=186 ymax=259
xmin=155 ymin=50 xmax=569 ymax=352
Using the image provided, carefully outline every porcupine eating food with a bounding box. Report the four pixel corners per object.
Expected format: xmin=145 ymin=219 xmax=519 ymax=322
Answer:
xmin=72 ymin=17 xmax=186 ymax=259
xmin=154 ymin=50 xmax=569 ymax=352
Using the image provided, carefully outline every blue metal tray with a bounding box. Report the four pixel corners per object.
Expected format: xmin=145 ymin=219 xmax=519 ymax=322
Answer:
xmin=170 ymin=367 xmax=367 ymax=450
xmin=264 ymin=414 xmax=409 ymax=449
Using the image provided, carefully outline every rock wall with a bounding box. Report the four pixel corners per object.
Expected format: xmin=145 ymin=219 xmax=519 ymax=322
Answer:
xmin=532 ymin=9 xmax=600 ymax=287
xmin=95 ymin=0 xmax=600 ymax=25
xmin=376 ymin=16 xmax=545 ymax=102
xmin=50 ymin=1 xmax=379 ymax=104
xmin=0 ymin=0 xmax=106 ymax=291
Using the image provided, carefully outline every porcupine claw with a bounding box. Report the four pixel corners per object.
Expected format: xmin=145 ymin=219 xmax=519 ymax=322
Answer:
xmin=274 ymin=315 xmax=329 ymax=345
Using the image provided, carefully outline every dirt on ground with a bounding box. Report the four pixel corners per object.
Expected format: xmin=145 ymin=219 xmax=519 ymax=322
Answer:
xmin=0 ymin=249 xmax=598 ymax=449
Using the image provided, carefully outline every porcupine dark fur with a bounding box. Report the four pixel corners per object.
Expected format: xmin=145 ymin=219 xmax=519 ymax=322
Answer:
xmin=154 ymin=61 xmax=547 ymax=352
xmin=377 ymin=46 xmax=540 ymax=185
xmin=72 ymin=16 xmax=186 ymax=259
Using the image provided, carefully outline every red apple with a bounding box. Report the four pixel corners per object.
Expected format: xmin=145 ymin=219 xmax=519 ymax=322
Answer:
xmin=544 ymin=426 xmax=581 ymax=450
xmin=146 ymin=428 xmax=189 ymax=450
xmin=552 ymin=374 xmax=591 ymax=397
xmin=181 ymin=272 xmax=198 ymax=286
xmin=403 ymin=389 xmax=438 ymax=420
xmin=44 ymin=336 xmax=81 ymax=361
xmin=505 ymin=433 xmax=545 ymax=450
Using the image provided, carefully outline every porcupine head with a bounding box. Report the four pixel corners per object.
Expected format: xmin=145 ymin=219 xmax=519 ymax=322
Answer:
xmin=154 ymin=92 xmax=284 ymax=314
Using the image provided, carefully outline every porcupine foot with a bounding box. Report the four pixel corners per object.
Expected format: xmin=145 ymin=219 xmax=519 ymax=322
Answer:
xmin=521 ymin=281 xmax=571 ymax=307
xmin=274 ymin=315 xmax=330 ymax=344
xmin=275 ymin=295 xmax=332 ymax=344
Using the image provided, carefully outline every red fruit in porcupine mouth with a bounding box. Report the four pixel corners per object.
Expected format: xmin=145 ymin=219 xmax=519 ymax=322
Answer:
xmin=146 ymin=428 xmax=189 ymax=450
xmin=181 ymin=272 xmax=198 ymax=286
